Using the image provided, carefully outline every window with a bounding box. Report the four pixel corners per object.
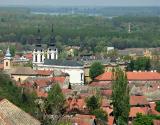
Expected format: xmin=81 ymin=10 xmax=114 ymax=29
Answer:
xmin=81 ymin=73 xmax=83 ymax=81
xmin=35 ymin=49 xmax=37 ymax=52
xmin=6 ymin=62 xmax=8 ymax=66
xmin=54 ymin=53 xmax=56 ymax=59
xmin=18 ymin=78 xmax=21 ymax=82
xmin=40 ymin=55 xmax=43 ymax=62
xmin=49 ymin=54 xmax=51 ymax=59
xmin=35 ymin=55 xmax=37 ymax=62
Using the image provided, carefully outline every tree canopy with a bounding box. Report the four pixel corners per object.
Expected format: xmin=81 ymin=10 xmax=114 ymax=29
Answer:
xmin=89 ymin=62 xmax=104 ymax=80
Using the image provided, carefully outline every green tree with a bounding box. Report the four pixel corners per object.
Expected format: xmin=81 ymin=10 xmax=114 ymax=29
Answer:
xmin=132 ymin=113 xmax=152 ymax=125
xmin=89 ymin=62 xmax=104 ymax=80
xmin=86 ymin=95 xmax=100 ymax=112
xmin=45 ymin=83 xmax=65 ymax=125
xmin=156 ymin=101 xmax=160 ymax=112
xmin=112 ymin=68 xmax=130 ymax=124
xmin=92 ymin=109 xmax=108 ymax=122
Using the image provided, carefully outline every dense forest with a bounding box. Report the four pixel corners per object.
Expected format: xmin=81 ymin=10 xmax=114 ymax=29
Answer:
xmin=0 ymin=7 xmax=160 ymax=52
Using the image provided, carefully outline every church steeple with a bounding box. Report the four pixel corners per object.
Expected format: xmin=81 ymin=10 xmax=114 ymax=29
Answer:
xmin=36 ymin=24 xmax=42 ymax=46
xmin=49 ymin=24 xmax=56 ymax=46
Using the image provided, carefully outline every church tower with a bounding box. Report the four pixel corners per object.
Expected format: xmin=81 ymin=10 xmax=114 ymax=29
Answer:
xmin=33 ymin=25 xmax=45 ymax=64
xmin=47 ymin=24 xmax=58 ymax=60
xmin=4 ymin=47 xmax=12 ymax=70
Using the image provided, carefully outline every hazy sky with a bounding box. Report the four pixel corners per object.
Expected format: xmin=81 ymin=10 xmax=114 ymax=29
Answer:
xmin=0 ymin=0 xmax=159 ymax=6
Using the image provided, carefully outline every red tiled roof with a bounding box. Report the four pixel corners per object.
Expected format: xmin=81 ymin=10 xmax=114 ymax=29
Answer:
xmin=67 ymin=98 xmax=86 ymax=110
xmin=34 ymin=79 xmax=52 ymax=88
xmin=127 ymin=72 xmax=160 ymax=80
xmin=36 ymin=90 xmax=48 ymax=98
xmin=35 ymin=70 xmax=54 ymax=76
xmin=95 ymin=72 xmax=160 ymax=81
xmin=108 ymin=116 xmax=114 ymax=125
xmin=52 ymin=77 xmax=66 ymax=84
xmin=24 ymin=53 xmax=32 ymax=60
xmin=130 ymin=96 xmax=149 ymax=106
xmin=62 ymin=89 xmax=72 ymax=94
xmin=153 ymin=120 xmax=160 ymax=125
xmin=75 ymin=114 xmax=96 ymax=119
xmin=129 ymin=107 xmax=146 ymax=118
xmin=95 ymin=72 xmax=112 ymax=81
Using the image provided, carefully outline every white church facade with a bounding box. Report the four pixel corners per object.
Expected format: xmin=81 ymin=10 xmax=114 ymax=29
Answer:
xmin=32 ymin=26 xmax=84 ymax=85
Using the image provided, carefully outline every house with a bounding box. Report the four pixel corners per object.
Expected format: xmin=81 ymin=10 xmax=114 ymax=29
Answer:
xmin=0 ymin=98 xmax=40 ymax=125
xmin=94 ymin=71 xmax=160 ymax=82
xmin=36 ymin=59 xmax=84 ymax=85
xmin=11 ymin=67 xmax=37 ymax=82
xmin=130 ymin=95 xmax=149 ymax=107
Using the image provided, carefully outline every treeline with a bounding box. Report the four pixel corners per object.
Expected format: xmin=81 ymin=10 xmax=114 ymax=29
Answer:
xmin=0 ymin=8 xmax=160 ymax=52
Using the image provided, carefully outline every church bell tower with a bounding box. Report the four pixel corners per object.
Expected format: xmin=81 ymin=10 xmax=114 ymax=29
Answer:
xmin=4 ymin=47 xmax=12 ymax=70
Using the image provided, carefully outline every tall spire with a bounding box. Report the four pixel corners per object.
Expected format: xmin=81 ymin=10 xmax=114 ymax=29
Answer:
xmin=36 ymin=24 xmax=41 ymax=46
xmin=50 ymin=24 xmax=56 ymax=46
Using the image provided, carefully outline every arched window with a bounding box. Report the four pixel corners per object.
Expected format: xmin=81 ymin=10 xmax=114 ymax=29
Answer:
xmin=81 ymin=73 xmax=83 ymax=81
xmin=6 ymin=62 xmax=8 ymax=66
xmin=49 ymin=54 xmax=51 ymax=59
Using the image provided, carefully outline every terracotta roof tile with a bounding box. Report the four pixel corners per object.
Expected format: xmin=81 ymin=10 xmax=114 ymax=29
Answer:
xmin=24 ymin=53 xmax=32 ymax=60
xmin=130 ymin=96 xmax=149 ymax=106
xmin=108 ymin=116 xmax=114 ymax=125
xmin=35 ymin=70 xmax=54 ymax=76
xmin=95 ymin=72 xmax=160 ymax=81
xmin=129 ymin=107 xmax=146 ymax=118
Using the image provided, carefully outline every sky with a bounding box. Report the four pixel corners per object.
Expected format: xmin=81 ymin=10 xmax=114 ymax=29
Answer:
xmin=0 ymin=0 xmax=159 ymax=6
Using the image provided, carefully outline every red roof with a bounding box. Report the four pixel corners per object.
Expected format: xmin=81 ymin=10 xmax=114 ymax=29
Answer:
xmin=52 ymin=77 xmax=66 ymax=84
xmin=108 ymin=116 xmax=114 ymax=125
xmin=24 ymin=53 xmax=32 ymax=60
xmin=130 ymin=96 xmax=149 ymax=106
xmin=129 ymin=107 xmax=146 ymax=118
xmin=36 ymin=90 xmax=48 ymax=98
xmin=67 ymin=98 xmax=86 ymax=110
xmin=153 ymin=120 xmax=160 ymax=125
xmin=95 ymin=72 xmax=160 ymax=81
xmin=34 ymin=79 xmax=52 ymax=88
xmin=35 ymin=70 xmax=54 ymax=76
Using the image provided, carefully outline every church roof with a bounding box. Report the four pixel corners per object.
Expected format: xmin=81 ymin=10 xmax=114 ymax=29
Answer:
xmin=44 ymin=59 xmax=83 ymax=67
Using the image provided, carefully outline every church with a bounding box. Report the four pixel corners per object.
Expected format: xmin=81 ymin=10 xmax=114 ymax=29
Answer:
xmin=32 ymin=26 xmax=84 ymax=85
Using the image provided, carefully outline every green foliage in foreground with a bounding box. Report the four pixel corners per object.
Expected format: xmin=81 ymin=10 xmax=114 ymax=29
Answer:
xmin=0 ymin=71 xmax=37 ymax=115
xmin=92 ymin=109 xmax=108 ymax=121
xmin=133 ymin=113 xmax=160 ymax=125
xmin=112 ymin=68 xmax=130 ymax=124
xmin=89 ymin=62 xmax=104 ymax=80
xmin=156 ymin=101 xmax=160 ymax=112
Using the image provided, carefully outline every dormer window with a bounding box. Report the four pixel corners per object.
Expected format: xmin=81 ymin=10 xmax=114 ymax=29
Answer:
xmin=41 ymin=49 xmax=43 ymax=52
xmin=49 ymin=49 xmax=51 ymax=51
xmin=55 ymin=49 xmax=56 ymax=51
xmin=35 ymin=49 xmax=37 ymax=52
